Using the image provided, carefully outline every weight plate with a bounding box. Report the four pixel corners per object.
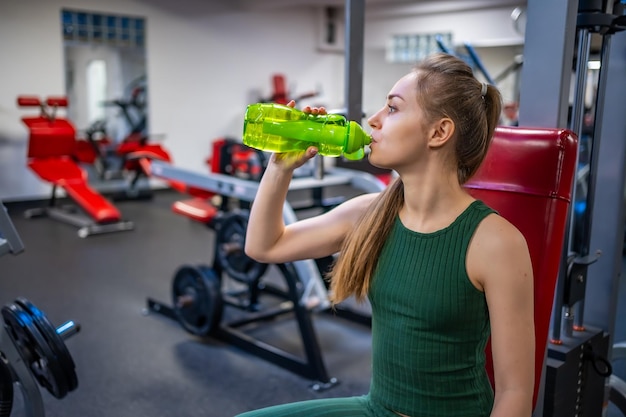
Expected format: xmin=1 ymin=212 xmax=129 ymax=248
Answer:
xmin=172 ymin=265 xmax=223 ymax=336
xmin=215 ymin=210 xmax=268 ymax=284
xmin=14 ymin=298 xmax=78 ymax=393
xmin=1 ymin=303 xmax=69 ymax=399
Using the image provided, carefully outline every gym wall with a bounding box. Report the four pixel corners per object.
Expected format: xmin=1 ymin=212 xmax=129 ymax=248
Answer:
xmin=0 ymin=0 xmax=523 ymax=201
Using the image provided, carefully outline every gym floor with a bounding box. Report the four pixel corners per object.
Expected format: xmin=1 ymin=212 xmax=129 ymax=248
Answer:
xmin=1 ymin=189 xmax=372 ymax=417
xmin=3 ymin=186 xmax=626 ymax=417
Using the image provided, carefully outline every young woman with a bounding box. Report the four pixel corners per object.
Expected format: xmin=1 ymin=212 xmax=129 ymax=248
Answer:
xmin=238 ymin=53 xmax=535 ymax=417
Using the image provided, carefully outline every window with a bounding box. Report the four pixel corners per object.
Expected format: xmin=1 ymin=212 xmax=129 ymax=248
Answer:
xmin=386 ymin=33 xmax=453 ymax=63
xmin=61 ymin=9 xmax=145 ymax=48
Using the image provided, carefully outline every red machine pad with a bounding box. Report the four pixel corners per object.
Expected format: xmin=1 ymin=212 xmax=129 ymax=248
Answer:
xmin=61 ymin=180 xmax=121 ymax=223
xmin=172 ymin=198 xmax=218 ymax=224
xmin=27 ymin=158 xmax=121 ymax=223
xmin=45 ymin=97 xmax=69 ymax=107
xmin=23 ymin=117 xmax=76 ymax=158
xmin=464 ymin=126 xmax=578 ymax=409
xmin=17 ymin=96 xmax=42 ymax=107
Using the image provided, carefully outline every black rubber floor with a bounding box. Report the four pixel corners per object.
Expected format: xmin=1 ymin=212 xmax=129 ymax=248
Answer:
xmin=1 ymin=190 xmax=372 ymax=417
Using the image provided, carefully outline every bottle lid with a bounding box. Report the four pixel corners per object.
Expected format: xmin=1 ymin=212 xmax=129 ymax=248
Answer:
xmin=344 ymin=121 xmax=371 ymax=160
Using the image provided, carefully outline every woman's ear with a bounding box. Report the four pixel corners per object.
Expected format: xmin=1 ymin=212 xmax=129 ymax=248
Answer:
xmin=428 ymin=118 xmax=455 ymax=149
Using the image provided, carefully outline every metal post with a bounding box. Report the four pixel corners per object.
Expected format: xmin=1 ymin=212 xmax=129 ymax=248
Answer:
xmin=518 ymin=0 xmax=577 ymax=128
xmin=519 ymin=1 xmax=579 ymax=415
xmin=585 ymin=22 xmax=626 ymax=354
xmin=344 ymin=0 xmax=365 ymax=124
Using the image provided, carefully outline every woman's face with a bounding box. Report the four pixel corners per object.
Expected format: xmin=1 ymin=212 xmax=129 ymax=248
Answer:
xmin=366 ymin=72 xmax=432 ymax=171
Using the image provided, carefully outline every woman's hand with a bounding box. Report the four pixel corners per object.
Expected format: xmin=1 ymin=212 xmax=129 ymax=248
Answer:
xmin=269 ymin=100 xmax=327 ymax=171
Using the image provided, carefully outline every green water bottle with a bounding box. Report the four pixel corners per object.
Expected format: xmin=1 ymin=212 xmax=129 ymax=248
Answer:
xmin=242 ymin=103 xmax=371 ymax=160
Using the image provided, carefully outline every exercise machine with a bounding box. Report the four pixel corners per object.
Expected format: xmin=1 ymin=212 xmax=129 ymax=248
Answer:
xmin=258 ymin=74 xmax=320 ymax=105
xmin=16 ymin=95 xmax=134 ymax=238
xmin=77 ymin=77 xmax=175 ymax=200
xmin=516 ymin=0 xmax=626 ymax=415
xmin=145 ymin=159 xmax=385 ymax=390
xmin=534 ymin=2 xmax=626 ymax=416
xmin=0 ymin=201 xmax=81 ymax=416
xmin=143 ymin=121 xmax=578 ymax=401
xmin=466 ymin=126 xmax=578 ymax=410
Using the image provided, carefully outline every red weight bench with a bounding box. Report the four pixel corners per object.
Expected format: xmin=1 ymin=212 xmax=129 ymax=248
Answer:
xmin=464 ymin=126 xmax=578 ymax=411
xmin=167 ymin=138 xmax=235 ymax=224
xmin=17 ymin=95 xmax=134 ymax=238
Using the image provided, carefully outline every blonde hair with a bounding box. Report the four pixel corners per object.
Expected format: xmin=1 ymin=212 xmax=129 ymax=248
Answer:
xmin=327 ymin=53 xmax=502 ymax=304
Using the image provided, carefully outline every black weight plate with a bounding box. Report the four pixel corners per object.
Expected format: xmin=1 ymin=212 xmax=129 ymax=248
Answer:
xmin=172 ymin=265 xmax=223 ymax=336
xmin=14 ymin=298 xmax=78 ymax=392
xmin=215 ymin=210 xmax=268 ymax=284
xmin=1 ymin=304 xmax=69 ymax=399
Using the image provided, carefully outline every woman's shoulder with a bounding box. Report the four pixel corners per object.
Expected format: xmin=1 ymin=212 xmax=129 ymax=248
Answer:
xmin=474 ymin=212 xmax=527 ymax=252
xmin=339 ymin=192 xmax=380 ymax=211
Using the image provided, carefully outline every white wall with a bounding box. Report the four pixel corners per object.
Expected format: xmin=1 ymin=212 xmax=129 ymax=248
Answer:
xmin=0 ymin=0 xmax=524 ymax=200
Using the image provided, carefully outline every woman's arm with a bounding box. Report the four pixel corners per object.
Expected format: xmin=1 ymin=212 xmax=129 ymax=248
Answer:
xmin=245 ymin=148 xmax=378 ymax=265
xmin=468 ymin=214 xmax=535 ymax=417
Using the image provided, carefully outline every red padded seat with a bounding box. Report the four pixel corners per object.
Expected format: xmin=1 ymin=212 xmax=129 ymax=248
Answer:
xmin=464 ymin=126 xmax=578 ymax=409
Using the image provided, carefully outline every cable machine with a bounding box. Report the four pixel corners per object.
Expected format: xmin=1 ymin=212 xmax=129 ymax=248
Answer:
xmin=521 ymin=0 xmax=626 ymax=415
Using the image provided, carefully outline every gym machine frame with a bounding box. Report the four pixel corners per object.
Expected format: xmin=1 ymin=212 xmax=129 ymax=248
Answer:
xmin=0 ymin=202 xmax=81 ymax=417
xmin=523 ymin=1 xmax=626 ymax=416
xmin=146 ymin=161 xmax=385 ymax=389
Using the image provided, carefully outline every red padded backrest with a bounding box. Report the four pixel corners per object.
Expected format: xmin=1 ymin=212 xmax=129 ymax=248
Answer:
xmin=18 ymin=95 xmax=76 ymax=159
xmin=464 ymin=126 xmax=578 ymax=409
xmin=22 ymin=116 xmax=77 ymax=159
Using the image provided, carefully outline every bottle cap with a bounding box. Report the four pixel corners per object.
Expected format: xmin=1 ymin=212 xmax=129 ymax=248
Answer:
xmin=343 ymin=121 xmax=371 ymax=160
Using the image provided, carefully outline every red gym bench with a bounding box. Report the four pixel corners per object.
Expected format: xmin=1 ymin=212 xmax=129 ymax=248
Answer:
xmin=17 ymin=95 xmax=134 ymax=238
xmin=464 ymin=126 xmax=578 ymax=411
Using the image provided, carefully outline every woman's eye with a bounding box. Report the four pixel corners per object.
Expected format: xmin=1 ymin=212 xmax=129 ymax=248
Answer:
xmin=387 ymin=105 xmax=396 ymax=113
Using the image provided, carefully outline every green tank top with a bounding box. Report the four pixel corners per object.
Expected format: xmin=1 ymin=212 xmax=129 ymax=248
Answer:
xmin=368 ymin=200 xmax=496 ymax=417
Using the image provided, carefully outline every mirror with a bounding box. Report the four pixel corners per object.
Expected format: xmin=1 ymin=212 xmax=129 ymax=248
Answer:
xmin=62 ymin=9 xmax=147 ymax=143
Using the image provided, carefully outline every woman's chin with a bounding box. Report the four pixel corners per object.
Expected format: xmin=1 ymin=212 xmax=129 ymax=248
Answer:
xmin=367 ymin=154 xmax=388 ymax=170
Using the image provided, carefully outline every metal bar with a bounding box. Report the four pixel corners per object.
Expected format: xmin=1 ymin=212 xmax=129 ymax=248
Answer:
xmin=0 ymin=202 xmax=24 ymax=255
xmin=56 ymin=320 xmax=80 ymax=340
xmin=463 ymin=42 xmax=496 ymax=85
xmin=584 ymin=27 xmax=626 ymax=341
xmin=569 ymin=29 xmax=592 ymax=140
xmin=435 ymin=34 xmax=454 ymax=55
xmin=551 ymin=27 xmax=593 ymax=343
xmin=521 ymin=1 xmax=579 ymax=415
xmin=344 ymin=0 xmax=365 ymax=123
xmin=518 ymin=0 xmax=577 ymax=128
xmin=574 ymin=33 xmax=614 ymax=329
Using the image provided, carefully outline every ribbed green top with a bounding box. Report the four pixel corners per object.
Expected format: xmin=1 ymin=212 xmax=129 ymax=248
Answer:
xmin=369 ymin=200 xmax=496 ymax=417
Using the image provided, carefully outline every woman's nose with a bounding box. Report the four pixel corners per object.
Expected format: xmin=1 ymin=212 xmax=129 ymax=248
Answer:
xmin=367 ymin=111 xmax=380 ymax=129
